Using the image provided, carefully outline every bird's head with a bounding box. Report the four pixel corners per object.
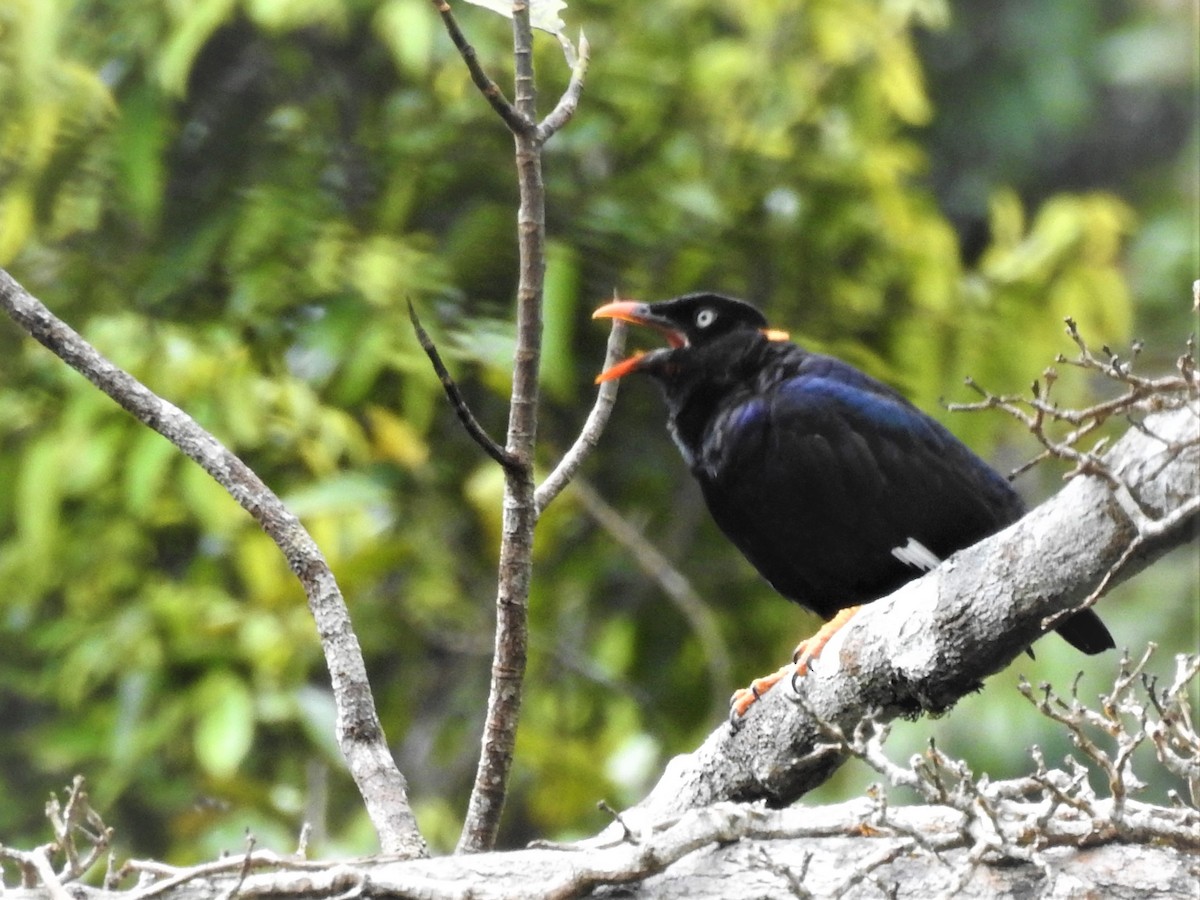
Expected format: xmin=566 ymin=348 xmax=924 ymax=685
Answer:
xmin=591 ymin=293 xmax=790 ymax=383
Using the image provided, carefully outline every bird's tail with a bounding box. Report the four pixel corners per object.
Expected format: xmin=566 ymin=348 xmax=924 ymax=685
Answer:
xmin=1054 ymin=608 xmax=1116 ymax=655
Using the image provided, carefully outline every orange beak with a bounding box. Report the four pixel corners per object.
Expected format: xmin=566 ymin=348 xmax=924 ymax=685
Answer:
xmin=592 ymin=300 xmax=686 ymax=348
xmin=594 ymin=350 xmax=648 ymax=384
xmin=592 ymin=299 xmax=686 ymax=384
xmin=591 ymin=298 xmax=791 ymax=383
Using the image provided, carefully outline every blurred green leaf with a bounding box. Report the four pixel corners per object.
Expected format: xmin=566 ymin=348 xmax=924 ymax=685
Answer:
xmin=157 ymin=0 xmax=239 ymax=97
xmin=293 ymin=684 xmax=340 ymax=762
xmin=374 ymin=0 xmax=436 ymax=77
xmin=540 ymin=241 xmax=579 ymax=402
xmin=124 ymin=430 xmax=180 ymax=516
xmin=246 ymin=0 xmax=348 ymax=33
xmin=193 ymin=670 xmax=255 ymax=779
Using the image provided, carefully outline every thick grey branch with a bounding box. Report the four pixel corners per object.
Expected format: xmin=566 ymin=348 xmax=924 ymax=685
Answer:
xmin=0 ymin=268 xmax=426 ymax=859
xmin=8 ymin=794 xmax=1195 ymax=900
xmin=617 ymin=401 xmax=1198 ymax=828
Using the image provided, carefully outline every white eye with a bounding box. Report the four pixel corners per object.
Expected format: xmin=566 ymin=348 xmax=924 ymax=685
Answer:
xmin=695 ymin=308 xmax=717 ymax=329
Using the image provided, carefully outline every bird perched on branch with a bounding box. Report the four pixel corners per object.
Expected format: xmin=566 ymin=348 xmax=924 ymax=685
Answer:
xmin=593 ymin=293 xmax=1114 ymax=719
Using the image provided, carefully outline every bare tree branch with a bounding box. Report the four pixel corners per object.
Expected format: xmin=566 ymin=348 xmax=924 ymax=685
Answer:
xmin=950 ymin=318 xmax=1198 ymax=481
xmin=431 ymin=0 xmax=597 ymax=852
xmin=454 ymin=0 xmax=544 ymax=854
xmin=426 ymin=0 xmax=598 ymax=851
xmin=407 ymin=300 xmax=520 ymax=470
xmin=8 ymin=798 xmax=1194 ymax=899
xmin=948 ymin=323 xmax=1199 ymax=631
xmin=427 ymin=0 xmax=530 ymax=135
xmin=0 ymin=268 xmax=427 ymax=859
xmin=534 ymin=319 xmax=626 ymax=514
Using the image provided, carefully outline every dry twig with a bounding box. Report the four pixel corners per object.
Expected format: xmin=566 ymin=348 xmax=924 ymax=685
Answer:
xmin=534 ymin=318 xmax=626 ymax=513
xmin=407 ymin=299 xmax=519 ymax=470
xmin=949 ymin=320 xmax=1200 ymax=632
xmin=0 ymin=778 xmax=109 ymax=896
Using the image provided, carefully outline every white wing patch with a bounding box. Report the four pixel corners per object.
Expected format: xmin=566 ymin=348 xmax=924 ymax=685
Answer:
xmin=891 ymin=537 xmax=941 ymax=572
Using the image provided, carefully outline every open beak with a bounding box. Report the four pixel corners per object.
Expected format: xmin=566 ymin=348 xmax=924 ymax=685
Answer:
xmin=591 ymin=298 xmax=792 ymax=383
xmin=591 ymin=300 xmax=686 ymax=348
xmin=591 ymin=300 xmax=686 ymax=384
xmin=593 ymin=351 xmax=647 ymax=383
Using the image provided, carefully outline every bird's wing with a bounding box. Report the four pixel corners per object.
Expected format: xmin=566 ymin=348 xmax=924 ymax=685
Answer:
xmin=698 ymin=362 xmax=1023 ymax=614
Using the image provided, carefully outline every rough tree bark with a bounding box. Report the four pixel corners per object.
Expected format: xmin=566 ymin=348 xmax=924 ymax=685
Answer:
xmin=615 ymin=400 xmax=1198 ymax=830
xmin=7 ymin=812 xmax=1194 ymax=900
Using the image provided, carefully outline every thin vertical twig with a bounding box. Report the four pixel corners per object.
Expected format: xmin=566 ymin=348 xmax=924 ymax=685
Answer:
xmin=432 ymin=0 xmax=594 ymax=852
xmin=455 ymin=0 xmax=544 ymax=854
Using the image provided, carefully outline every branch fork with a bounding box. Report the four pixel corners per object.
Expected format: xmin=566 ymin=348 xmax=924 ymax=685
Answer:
xmin=424 ymin=0 xmax=600 ymax=852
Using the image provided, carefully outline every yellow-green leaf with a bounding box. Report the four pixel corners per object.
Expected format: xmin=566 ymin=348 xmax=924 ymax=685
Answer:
xmin=193 ymin=670 xmax=255 ymax=779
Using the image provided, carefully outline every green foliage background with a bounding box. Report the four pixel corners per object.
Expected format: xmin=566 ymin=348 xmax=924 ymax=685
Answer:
xmin=0 ymin=0 xmax=1195 ymax=859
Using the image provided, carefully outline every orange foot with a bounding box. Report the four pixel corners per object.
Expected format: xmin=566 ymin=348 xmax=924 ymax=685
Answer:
xmin=728 ymin=605 xmax=862 ymax=721
xmin=729 ymin=663 xmax=793 ymax=719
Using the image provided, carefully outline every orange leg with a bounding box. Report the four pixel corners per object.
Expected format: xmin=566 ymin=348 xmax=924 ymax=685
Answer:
xmin=792 ymin=605 xmax=861 ymax=676
xmin=729 ymin=664 xmax=793 ymax=718
xmin=729 ymin=605 xmax=862 ymax=719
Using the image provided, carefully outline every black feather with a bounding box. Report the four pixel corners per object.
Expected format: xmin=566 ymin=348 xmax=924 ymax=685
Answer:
xmin=598 ymin=292 xmax=1114 ymax=655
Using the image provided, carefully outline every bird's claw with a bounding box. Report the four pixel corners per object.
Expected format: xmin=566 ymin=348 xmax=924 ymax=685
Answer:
xmin=728 ymin=619 xmax=853 ymax=725
xmin=789 ymin=665 xmax=805 ymax=695
xmin=728 ymin=664 xmax=793 ymax=726
xmin=727 ymin=706 xmax=745 ymax=731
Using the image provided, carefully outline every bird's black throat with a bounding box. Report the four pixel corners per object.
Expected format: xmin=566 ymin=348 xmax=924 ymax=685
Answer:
xmin=650 ymin=331 xmax=794 ymax=475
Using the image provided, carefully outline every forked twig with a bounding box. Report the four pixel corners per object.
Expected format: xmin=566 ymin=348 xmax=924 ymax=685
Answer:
xmin=428 ymin=0 xmax=530 ymax=135
xmin=536 ymin=32 xmax=591 ymax=142
xmin=431 ymin=0 xmax=597 ymax=853
xmin=451 ymin=0 xmax=545 ymax=853
xmin=950 ymin=317 xmax=1199 ymax=629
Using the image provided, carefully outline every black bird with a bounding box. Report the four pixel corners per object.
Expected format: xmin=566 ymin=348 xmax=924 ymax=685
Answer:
xmin=593 ymin=293 xmax=1114 ymax=716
